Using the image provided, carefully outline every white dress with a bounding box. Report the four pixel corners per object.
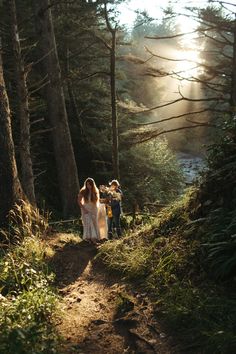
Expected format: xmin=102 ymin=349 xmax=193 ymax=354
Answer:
xmin=81 ymin=194 xmax=108 ymax=241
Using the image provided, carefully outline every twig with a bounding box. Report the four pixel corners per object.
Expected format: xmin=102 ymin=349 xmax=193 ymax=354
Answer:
xmin=49 ymin=219 xmax=78 ymax=225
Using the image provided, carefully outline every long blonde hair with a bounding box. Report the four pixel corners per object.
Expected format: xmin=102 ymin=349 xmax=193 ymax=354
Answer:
xmin=80 ymin=177 xmax=99 ymax=203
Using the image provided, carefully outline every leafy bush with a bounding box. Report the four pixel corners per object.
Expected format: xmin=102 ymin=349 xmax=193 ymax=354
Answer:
xmin=120 ymin=138 xmax=184 ymax=211
xmin=0 ymin=288 xmax=58 ymax=354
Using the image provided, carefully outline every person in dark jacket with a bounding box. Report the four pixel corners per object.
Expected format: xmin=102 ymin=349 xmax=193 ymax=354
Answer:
xmin=107 ymin=179 xmax=123 ymax=239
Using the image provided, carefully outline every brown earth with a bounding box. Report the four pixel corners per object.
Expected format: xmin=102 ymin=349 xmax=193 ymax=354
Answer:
xmin=46 ymin=233 xmax=174 ymax=354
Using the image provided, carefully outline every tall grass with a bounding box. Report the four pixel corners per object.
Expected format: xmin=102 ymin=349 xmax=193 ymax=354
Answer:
xmin=0 ymin=201 xmax=59 ymax=354
xmin=97 ymin=188 xmax=236 ymax=353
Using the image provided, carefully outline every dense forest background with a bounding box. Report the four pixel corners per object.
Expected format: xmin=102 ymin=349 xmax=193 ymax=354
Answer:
xmin=3 ymin=0 xmax=235 ymax=220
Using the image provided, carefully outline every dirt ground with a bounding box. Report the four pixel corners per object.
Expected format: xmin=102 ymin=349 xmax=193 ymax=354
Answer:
xmin=47 ymin=234 xmax=174 ymax=354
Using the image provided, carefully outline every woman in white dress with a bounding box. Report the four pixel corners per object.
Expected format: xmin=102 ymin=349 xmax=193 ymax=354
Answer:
xmin=78 ymin=178 xmax=107 ymax=244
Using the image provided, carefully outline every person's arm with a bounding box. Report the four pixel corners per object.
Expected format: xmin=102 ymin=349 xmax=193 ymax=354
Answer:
xmin=111 ymin=190 xmax=122 ymax=201
xmin=78 ymin=193 xmax=88 ymax=213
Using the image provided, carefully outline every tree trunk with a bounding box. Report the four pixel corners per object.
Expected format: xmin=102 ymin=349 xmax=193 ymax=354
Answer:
xmin=110 ymin=28 xmax=119 ymax=179
xmin=65 ymin=43 xmax=84 ymax=137
xmin=104 ymin=3 xmax=119 ymax=180
xmin=33 ymin=0 xmax=80 ymax=217
xmin=231 ymin=16 xmax=236 ymax=111
xmin=8 ymin=0 xmax=36 ymax=205
xmin=0 ymin=40 xmax=24 ymax=226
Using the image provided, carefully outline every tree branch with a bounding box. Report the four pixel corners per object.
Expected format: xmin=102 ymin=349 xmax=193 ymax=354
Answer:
xmin=133 ymin=108 xmax=228 ymax=126
xmin=130 ymin=96 xmax=225 ymax=115
xmin=130 ymin=124 xmax=217 ymax=145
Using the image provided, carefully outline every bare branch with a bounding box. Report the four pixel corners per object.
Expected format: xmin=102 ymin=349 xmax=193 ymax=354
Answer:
xmin=30 ymin=118 xmax=45 ymax=126
xmin=130 ymin=95 xmax=225 ymax=115
xmin=209 ymin=0 xmax=236 ymax=8
xmin=31 ymin=128 xmax=54 ymax=136
xmin=34 ymin=170 xmax=46 ymax=179
xmin=186 ymin=118 xmax=210 ymax=125
xmin=31 ymin=46 xmax=55 ymax=67
xmin=145 ymin=28 xmax=202 ymax=40
xmin=76 ymin=71 xmax=110 ymax=81
xmin=133 ymin=108 xmax=228 ymax=126
xmin=29 ymin=75 xmax=49 ymax=91
xmin=29 ymin=79 xmax=50 ymax=95
xmin=130 ymin=124 xmax=217 ymax=145
xmin=199 ymin=29 xmax=233 ymax=45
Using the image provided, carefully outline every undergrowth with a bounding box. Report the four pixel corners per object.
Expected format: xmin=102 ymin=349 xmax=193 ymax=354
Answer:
xmin=0 ymin=201 xmax=59 ymax=354
xmin=98 ymin=187 xmax=236 ymax=353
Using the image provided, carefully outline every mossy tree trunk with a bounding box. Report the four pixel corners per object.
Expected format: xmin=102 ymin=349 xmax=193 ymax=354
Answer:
xmin=8 ymin=0 xmax=36 ymax=205
xmin=0 ymin=41 xmax=24 ymax=226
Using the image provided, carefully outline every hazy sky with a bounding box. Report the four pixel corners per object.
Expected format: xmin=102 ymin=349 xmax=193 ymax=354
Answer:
xmin=117 ymin=0 xmax=236 ymax=29
xmin=117 ymin=0 xmax=209 ymax=26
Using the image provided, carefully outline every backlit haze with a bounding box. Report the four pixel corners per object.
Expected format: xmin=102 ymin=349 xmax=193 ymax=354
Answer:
xmin=117 ymin=0 xmax=209 ymax=145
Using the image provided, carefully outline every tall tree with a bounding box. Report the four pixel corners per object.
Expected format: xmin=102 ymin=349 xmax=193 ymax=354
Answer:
xmin=7 ymin=0 xmax=36 ymax=205
xmin=231 ymin=15 xmax=236 ymax=110
xmin=0 ymin=39 xmax=24 ymax=226
xmin=33 ymin=0 xmax=80 ymax=217
xmin=104 ymin=2 xmax=119 ymax=179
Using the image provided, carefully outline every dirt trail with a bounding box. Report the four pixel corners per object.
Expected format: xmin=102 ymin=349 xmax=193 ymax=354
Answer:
xmin=47 ymin=234 xmax=173 ymax=354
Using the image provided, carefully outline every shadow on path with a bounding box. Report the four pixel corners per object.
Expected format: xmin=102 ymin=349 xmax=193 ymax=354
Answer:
xmin=49 ymin=240 xmax=97 ymax=287
xmin=46 ymin=235 xmax=173 ymax=353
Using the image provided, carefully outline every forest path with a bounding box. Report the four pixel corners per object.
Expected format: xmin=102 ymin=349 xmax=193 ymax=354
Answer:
xmin=46 ymin=233 xmax=173 ymax=354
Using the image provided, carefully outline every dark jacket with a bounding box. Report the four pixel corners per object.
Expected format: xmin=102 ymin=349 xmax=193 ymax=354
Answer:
xmin=110 ymin=188 xmax=122 ymax=215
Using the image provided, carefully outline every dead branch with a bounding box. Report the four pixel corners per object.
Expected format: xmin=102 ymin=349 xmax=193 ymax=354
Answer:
xmin=31 ymin=128 xmax=54 ymax=136
xmin=144 ymin=46 xmax=230 ymax=77
xmin=30 ymin=118 xmax=45 ymax=126
xmin=49 ymin=218 xmax=78 ymax=225
xmin=31 ymin=47 xmax=55 ymax=67
xmin=145 ymin=27 xmax=209 ymax=40
xmin=144 ymin=46 xmax=198 ymax=63
xmin=34 ymin=170 xmax=46 ymax=179
xmin=76 ymin=71 xmax=110 ymax=81
xmin=199 ymin=30 xmax=233 ymax=46
xmin=173 ymin=73 xmax=228 ymax=89
xmin=130 ymin=95 xmax=225 ymax=115
xmin=29 ymin=75 xmax=49 ymax=91
xmin=164 ymin=11 xmax=234 ymax=32
xmin=29 ymin=79 xmax=50 ymax=95
xmin=146 ymin=65 xmax=203 ymax=80
xmin=133 ymin=108 xmax=227 ymax=126
xmin=209 ymin=0 xmax=236 ymax=8
xmin=186 ymin=118 xmax=210 ymax=125
xmin=130 ymin=124 xmax=217 ymax=145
